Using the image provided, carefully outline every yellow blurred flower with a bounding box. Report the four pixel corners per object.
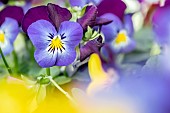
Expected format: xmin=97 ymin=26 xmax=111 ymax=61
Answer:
xmin=87 ymin=53 xmax=119 ymax=96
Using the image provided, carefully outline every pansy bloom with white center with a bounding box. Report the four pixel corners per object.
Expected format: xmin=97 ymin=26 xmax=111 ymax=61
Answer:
xmin=0 ymin=6 xmax=24 ymax=56
xmin=101 ymin=13 xmax=136 ymax=53
xmin=22 ymin=3 xmax=83 ymax=67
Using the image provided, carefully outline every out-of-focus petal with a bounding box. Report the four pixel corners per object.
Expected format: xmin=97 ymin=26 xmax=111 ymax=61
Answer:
xmin=88 ymin=53 xmax=107 ymax=81
xmin=124 ymin=14 xmax=134 ymax=37
xmin=0 ymin=17 xmax=19 ymax=43
xmin=47 ymin=3 xmax=72 ymax=30
xmin=97 ymin=0 xmax=126 ymax=20
xmin=78 ymin=5 xmax=97 ymax=30
xmin=27 ymin=20 xmax=57 ymax=50
xmin=69 ymin=0 xmax=87 ymax=7
xmin=152 ymin=6 xmax=170 ymax=44
xmin=0 ymin=6 xmax=24 ymax=26
xmin=101 ymin=13 xmax=123 ymax=42
xmin=58 ymin=21 xmax=83 ymax=46
xmin=0 ymin=38 xmax=13 ymax=56
xmin=22 ymin=6 xmax=52 ymax=33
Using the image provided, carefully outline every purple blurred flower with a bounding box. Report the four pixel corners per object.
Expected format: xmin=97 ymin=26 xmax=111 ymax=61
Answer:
xmin=0 ymin=6 xmax=24 ymax=56
xmin=69 ymin=0 xmax=102 ymax=7
xmin=101 ymin=13 xmax=136 ymax=53
xmin=152 ymin=4 xmax=170 ymax=45
xmin=23 ymin=3 xmax=83 ymax=67
xmin=97 ymin=0 xmax=126 ymax=20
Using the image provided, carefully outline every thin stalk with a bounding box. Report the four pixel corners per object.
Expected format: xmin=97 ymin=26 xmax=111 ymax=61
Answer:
xmin=47 ymin=76 xmax=77 ymax=105
xmin=46 ymin=68 xmax=51 ymax=76
xmin=0 ymin=47 xmax=12 ymax=75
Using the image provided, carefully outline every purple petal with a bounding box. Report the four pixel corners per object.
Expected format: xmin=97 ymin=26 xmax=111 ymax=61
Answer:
xmin=55 ymin=46 xmax=77 ymax=66
xmin=78 ymin=5 xmax=97 ymax=30
xmin=47 ymin=3 xmax=72 ymax=30
xmin=34 ymin=49 xmax=58 ymax=68
xmin=97 ymin=0 xmax=126 ymax=20
xmin=80 ymin=36 xmax=103 ymax=61
xmin=95 ymin=17 xmax=113 ymax=26
xmin=27 ymin=20 xmax=57 ymax=50
xmin=22 ymin=6 xmax=52 ymax=33
xmin=0 ymin=39 xmax=13 ymax=56
xmin=0 ymin=6 xmax=24 ymax=26
xmin=0 ymin=17 xmax=19 ymax=43
xmin=152 ymin=6 xmax=170 ymax=44
xmin=124 ymin=14 xmax=134 ymax=37
xmin=101 ymin=13 xmax=123 ymax=42
xmin=69 ymin=0 xmax=86 ymax=7
xmin=58 ymin=21 xmax=83 ymax=46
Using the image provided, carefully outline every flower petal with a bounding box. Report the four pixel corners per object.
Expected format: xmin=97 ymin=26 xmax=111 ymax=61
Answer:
xmin=58 ymin=21 xmax=83 ymax=46
xmin=27 ymin=20 xmax=57 ymax=50
xmin=55 ymin=46 xmax=77 ymax=66
xmin=22 ymin=6 xmax=52 ymax=33
xmin=0 ymin=38 xmax=13 ymax=56
xmin=101 ymin=13 xmax=123 ymax=42
xmin=77 ymin=5 xmax=97 ymax=30
xmin=34 ymin=49 xmax=57 ymax=68
xmin=0 ymin=17 xmax=19 ymax=43
xmin=47 ymin=3 xmax=72 ymax=30
xmin=69 ymin=0 xmax=86 ymax=7
xmin=152 ymin=6 xmax=170 ymax=45
xmin=97 ymin=0 xmax=126 ymax=20
xmin=124 ymin=14 xmax=134 ymax=37
xmin=0 ymin=6 xmax=24 ymax=26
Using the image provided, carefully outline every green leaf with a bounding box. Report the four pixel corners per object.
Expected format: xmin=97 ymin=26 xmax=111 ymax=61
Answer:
xmin=54 ymin=76 xmax=72 ymax=85
xmin=83 ymin=26 xmax=101 ymax=41
xmin=134 ymin=27 xmax=154 ymax=52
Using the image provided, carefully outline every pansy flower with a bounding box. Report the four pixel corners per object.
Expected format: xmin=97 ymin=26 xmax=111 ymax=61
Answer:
xmin=0 ymin=6 xmax=24 ymax=56
xmin=22 ymin=3 xmax=83 ymax=67
xmin=101 ymin=13 xmax=136 ymax=53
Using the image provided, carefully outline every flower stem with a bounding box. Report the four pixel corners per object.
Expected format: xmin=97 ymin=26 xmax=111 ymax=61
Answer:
xmin=46 ymin=68 xmax=51 ymax=76
xmin=47 ymin=76 xmax=77 ymax=105
xmin=0 ymin=47 xmax=12 ymax=75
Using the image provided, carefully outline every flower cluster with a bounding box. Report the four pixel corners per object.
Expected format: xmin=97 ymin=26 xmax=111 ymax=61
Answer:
xmin=1 ymin=0 xmax=170 ymax=113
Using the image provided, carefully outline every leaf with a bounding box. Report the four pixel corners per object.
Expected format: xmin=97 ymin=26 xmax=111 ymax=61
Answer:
xmin=134 ymin=27 xmax=154 ymax=52
xmin=54 ymin=76 xmax=72 ymax=85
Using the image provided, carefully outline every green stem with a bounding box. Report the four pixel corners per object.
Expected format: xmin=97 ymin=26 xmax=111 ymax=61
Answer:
xmin=0 ymin=47 xmax=12 ymax=75
xmin=47 ymin=76 xmax=77 ymax=105
xmin=46 ymin=68 xmax=51 ymax=76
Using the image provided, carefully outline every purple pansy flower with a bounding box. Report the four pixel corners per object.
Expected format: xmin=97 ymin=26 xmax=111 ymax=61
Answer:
xmin=22 ymin=3 xmax=83 ymax=67
xmin=0 ymin=6 xmax=24 ymax=56
xmin=101 ymin=13 xmax=135 ymax=53
xmin=69 ymin=0 xmax=102 ymax=7
xmin=152 ymin=4 xmax=170 ymax=45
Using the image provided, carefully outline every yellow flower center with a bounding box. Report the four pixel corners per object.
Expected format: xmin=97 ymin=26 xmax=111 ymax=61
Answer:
xmin=48 ymin=36 xmax=65 ymax=53
xmin=115 ymin=32 xmax=127 ymax=44
xmin=50 ymin=36 xmax=63 ymax=49
xmin=0 ymin=33 xmax=5 ymax=43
